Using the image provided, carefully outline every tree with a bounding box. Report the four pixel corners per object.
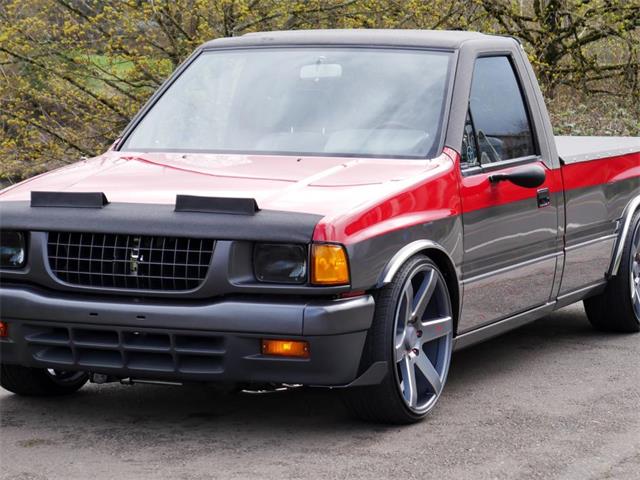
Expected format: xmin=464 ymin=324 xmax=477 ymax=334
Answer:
xmin=0 ymin=0 xmax=481 ymax=182
xmin=477 ymin=0 xmax=640 ymax=96
xmin=0 ymin=0 xmax=637 ymax=183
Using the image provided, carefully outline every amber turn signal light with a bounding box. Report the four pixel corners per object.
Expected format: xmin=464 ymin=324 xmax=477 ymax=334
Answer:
xmin=261 ymin=339 xmax=310 ymax=358
xmin=0 ymin=321 xmax=8 ymax=338
xmin=311 ymin=244 xmax=350 ymax=285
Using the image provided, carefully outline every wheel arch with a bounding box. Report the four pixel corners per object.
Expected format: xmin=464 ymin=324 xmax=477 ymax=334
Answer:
xmin=609 ymin=194 xmax=640 ymax=277
xmin=376 ymin=240 xmax=461 ymax=334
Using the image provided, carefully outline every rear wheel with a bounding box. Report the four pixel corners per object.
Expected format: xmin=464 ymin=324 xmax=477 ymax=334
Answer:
xmin=584 ymin=210 xmax=640 ymax=333
xmin=343 ymin=256 xmax=453 ymax=424
xmin=0 ymin=364 xmax=88 ymax=396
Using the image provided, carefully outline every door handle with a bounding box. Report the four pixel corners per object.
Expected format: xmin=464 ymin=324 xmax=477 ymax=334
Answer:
xmin=537 ymin=188 xmax=551 ymax=208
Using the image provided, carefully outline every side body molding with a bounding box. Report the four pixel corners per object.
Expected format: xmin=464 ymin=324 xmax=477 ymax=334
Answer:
xmin=609 ymin=194 xmax=640 ymax=277
xmin=377 ymin=239 xmax=461 ymax=290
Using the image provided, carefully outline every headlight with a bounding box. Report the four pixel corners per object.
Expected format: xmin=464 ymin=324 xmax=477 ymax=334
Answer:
xmin=254 ymin=243 xmax=307 ymax=284
xmin=0 ymin=231 xmax=27 ymax=269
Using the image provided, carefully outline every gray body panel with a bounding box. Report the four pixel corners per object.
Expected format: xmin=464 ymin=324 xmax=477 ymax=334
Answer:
xmin=458 ymin=196 xmax=561 ymax=332
xmin=559 ymin=235 xmax=615 ymax=294
xmin=347 ymin=216 xmax=463 ymax=291
xmin=559 ymin=176 xmax=639 ymax=295
xmin=563 ymin=177 xmax=638 ymax=247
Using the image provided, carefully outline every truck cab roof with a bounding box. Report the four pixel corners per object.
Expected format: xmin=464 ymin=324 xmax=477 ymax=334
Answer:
xmin=204 ymin=29 xmax=518 ymax=50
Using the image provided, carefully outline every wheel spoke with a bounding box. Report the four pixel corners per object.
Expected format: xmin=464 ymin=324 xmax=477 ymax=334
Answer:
xmin=411 ymin=270 xmax=436 ymax=321
xmin=414 ymin=352 xmax=442 ymax=395
xmin=395 ymin=284 xmax=414 ymax=349
xmin=632 ymin=249 xmax=640 ymax=304
xmin=399 ymin=356 xmax=418 ymax=407
xmin=632 ymin=232 xmax=640 ymax=252
xmin=403 ymin=281 xmax=414 ymax=324
xmin=419 ymin=316 xmax=453 ymax=343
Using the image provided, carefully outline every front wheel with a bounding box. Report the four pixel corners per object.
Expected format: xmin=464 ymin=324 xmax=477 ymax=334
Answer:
xmin=0 ymin=364 xmax=88 ymax=396
xmin=343 ymin=256 xmax=454 ymax=424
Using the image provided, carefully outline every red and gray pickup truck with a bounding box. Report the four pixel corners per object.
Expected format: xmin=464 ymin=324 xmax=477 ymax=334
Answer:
xmin=1 ymin=30 xmax=639 ymax=424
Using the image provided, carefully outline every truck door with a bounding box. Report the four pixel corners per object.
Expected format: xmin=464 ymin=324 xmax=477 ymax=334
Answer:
xmin=458 ymin=55 xmax=561 ymax=333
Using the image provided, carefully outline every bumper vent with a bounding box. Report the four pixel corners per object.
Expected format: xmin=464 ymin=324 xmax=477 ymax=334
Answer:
xmin=24 ymin=324 xmax=225 ymax=376
xmin=47 ymin=232 xmax=214 ymax=291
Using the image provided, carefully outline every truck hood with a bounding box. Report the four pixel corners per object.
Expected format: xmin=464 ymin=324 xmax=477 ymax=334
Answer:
xmin=0 ymin=151 xmax=438 ymax=217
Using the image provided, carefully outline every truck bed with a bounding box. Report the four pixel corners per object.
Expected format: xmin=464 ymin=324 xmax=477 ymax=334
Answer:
xmin=555 ymin=136 xmax=640 ymax=164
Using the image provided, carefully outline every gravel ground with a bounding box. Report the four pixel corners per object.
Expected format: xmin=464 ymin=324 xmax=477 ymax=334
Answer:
xmin=1 ymin=303 xmax=639 ymax=480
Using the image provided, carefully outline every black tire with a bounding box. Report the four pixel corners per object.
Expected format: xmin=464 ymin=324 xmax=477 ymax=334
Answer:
xmin=584 ymin=210 xmax=640 ymax=333
xmin=343 ymin=255 xmax=453 ymax=424
xmin=0 ymin=364 xmax=88 ymax=396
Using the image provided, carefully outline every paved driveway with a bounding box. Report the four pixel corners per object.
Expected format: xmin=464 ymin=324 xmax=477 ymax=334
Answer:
xmin=1 ymin=303 xmax=639 ymax=480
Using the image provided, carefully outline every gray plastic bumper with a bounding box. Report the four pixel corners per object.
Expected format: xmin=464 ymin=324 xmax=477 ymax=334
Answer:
xmin=0 ymin=285 xmax=375 ymax=386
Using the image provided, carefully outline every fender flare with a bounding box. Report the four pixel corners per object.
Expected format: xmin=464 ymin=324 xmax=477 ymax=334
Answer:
xmin=376 ymin=239 xmax=461 ymax=289
xmin=608 ymin=194 xmax=640 ymax=277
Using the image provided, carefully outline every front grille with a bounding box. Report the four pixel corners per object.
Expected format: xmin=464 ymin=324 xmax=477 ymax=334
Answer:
xmin=24 ymin=323 xmax=225 ymax=376
xmin=47 ymin=232 xmax=215 ymax=291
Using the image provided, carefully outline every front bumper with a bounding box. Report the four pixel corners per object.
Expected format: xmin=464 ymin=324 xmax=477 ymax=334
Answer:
xmin=0 ymin=285 xmax=375 ymax=386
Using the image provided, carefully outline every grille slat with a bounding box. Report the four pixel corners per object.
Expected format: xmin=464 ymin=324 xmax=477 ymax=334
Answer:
xmin=124 ymin=234 xmax=131 ymax=289
xmin=48 ymin=257 xmax=212 ymax=268
xmin=47 ymin=232 xmax=215 ymax=291
xmin=77 ymin=233 xmax=83 ymax=284
xmin=48 ymin=270 xmax=206 ymax=281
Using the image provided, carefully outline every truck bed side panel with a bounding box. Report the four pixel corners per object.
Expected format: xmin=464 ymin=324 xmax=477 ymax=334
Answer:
xmin=559 ymin=151 xmax=640 ymax=295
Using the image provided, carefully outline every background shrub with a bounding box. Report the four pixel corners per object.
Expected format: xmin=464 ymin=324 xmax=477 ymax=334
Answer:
xmin=0 ymin=0 xmax=638 ymax=184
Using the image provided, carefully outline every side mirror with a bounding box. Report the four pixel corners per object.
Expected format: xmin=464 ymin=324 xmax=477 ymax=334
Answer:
xmin=489 ymin=164 xmax=546 ymax=188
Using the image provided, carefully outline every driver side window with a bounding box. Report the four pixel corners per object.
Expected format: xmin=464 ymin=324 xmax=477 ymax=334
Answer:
xmin=464 ymin=56 xmax=536 ymax=167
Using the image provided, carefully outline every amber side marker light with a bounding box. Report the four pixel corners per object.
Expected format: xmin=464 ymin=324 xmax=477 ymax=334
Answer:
xmin=0 ymin=321 xmax=8 ymax=338
xmin=311 ymin=244 xmax=350 ymax=285
xmin=261 ymin=339 xmax=310 ymax=359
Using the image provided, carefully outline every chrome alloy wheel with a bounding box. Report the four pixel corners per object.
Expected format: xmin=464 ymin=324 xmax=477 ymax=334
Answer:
xmin=393 ymin=264 xmax=453 ymax=414
xmin=631 ymin=221 xmax=640 ymax=320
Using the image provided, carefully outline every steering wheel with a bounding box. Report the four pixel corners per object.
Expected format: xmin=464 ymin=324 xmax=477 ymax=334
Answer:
xmin=477 ymin=130 xmax=501 ymax=163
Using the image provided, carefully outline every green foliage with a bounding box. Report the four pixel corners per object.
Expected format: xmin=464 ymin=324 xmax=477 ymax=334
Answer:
xmin=477 ymin=0 xmax=640 ymax=95
xmin=0 ymin=0 xmax=638 ymax=183
xmin=549 ymin=87 xmax=640 ymax=136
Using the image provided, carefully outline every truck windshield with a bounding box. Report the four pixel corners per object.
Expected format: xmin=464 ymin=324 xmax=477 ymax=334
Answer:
xmin=121 ymin=48 xmax=452 ymax=159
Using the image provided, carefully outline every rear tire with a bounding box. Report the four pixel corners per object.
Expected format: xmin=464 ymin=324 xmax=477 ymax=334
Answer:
xmin=584 ymin=210 xmax=640 ymax=333
xmin=0 ymin=365 xmax=88 ymax=396
xmin=343 ymin=255 xmax=453 ymax=424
